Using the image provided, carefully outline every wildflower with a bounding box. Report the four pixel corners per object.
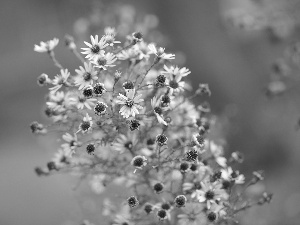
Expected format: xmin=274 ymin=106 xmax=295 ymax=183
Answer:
xmin=191 ymin=181 xmax=228 ymax=209
xmin=180 ymin=162 xmax=190 ymax=173
xmin=82 ymin=85 xmax=94 ymax=98
xmin=157 ymin=209 xmax=168 ymax=220
xmin=94 ymin=102 xmax=108 ymax=116
xmin=122 ymin=81 xmax=134 ymax=90
xmin=104 ymin=34 xmax=121 ymax=47
xmin=92 ymin=52 xmax=117 ymax=70
xmin=162 ymin=65 xmax=191 ymax=79
xmin=64 ymin=34 xmax=76 ymax=50
xmin=148 ymin=43 xmax=175 ymax=61
xmin=167 ymin=71 xmax=186 ymax=94
xmin=144 ymin=203 xmax=154 ymax=214
xmin=156 ymin=134 xmax=168 ymax=146
xmin=151 ymin=96 xmax=168 ymax=125
xmin=210 ymin=141 xmax=227 ymax=167
xmin=104 ymin=27 xmax=117 ymax=36
xmin=74 ymin=62 xmax=98 ymax=90
xmin=132 ymin=31 xmax=143 ymax=44
xmin=196 ymin=83 xmax=211 ymax=96
xmin=34 ymin=38 xmax=59 ymax=53
xmin=113 ymin=134 xmax=137 ymax=153
xmin=221 ymin=167 xmax=245 ymax=184
xmin=161 ymin=94 xmax=171 ymax=107
xmin=116 ymin=89 xmax=144 ymax=118
xmin=250 ymin=171 xmax=264 ymax=185
xmin=30 ymin=121 xmax=47 ymax=134
xmin=207 ymin=212 xmax=217 ymax=222
xmin=186 ymin=149 xmax=198 ymax=162
xmin=52 ymin=148 xmax=71 ymax=169
xmin=128 ymin=119 xmax=140 ymax=131
xmin=49 ymin=69 xmax=71 ymax=93
xmin=71 ymin=93 xmax=97 ymax=110
xmin=86 ymin=143 xmax=95 ymax=154
xmin=78 ymin=113 xmax=93 ymax=133
xmin=127 ymin=196 xmax=139 ymax=208
xmin=37 ymin=73 xmax=51 ymax=86
xmin=231 ymin=151 xmax=244 ymax=163
xmin=131 ymin=155 xmax=147 ymax=172
xmin=93 ymin=82 xmax=106 ymax=96
xmin=155 ymin=74 xmax=166 ymax=87
xmin=153 ymin=182 xmax=164 ymax=194
xmin=81 ymin=35 xmax=107 ymax=59
xmin=174 ymin=195 xmax=187 ymax=208
xmin=198 ymin=102 xmax=211 ymax=113
xmin=61 ymin=133 xmax=80 ymax=151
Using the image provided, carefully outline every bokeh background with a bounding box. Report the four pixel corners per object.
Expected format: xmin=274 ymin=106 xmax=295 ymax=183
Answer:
xmin=1 ymin=0 xmax=300 ymax=224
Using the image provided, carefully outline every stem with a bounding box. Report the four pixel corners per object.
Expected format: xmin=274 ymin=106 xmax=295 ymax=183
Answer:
xmin=71 ymin=48 xmax=85 ymax=64
xmin=48 ymin=50 xmax=64 ymax=70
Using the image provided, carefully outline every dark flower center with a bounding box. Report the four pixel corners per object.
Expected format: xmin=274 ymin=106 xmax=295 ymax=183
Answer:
xmin=86 ymin=144 xmax=95 ymax=154
xmin=83 ymin=88 xmax=93 ymax=98
xmin=156 ymin=75 xmax=166 ymax=84
xmin=186 ymin=149 xmax=198 ymax=162
xmin=169 ymin=80 xmax=179 ymax=89
xmin=154 ymin=183 xmax=164 ymax=193
xmin=97 ymin=58 xmax=107 ymax=66
xmin=133 ymin=157 xmax=144 ymax=167
xmin=175 ymin=195 xmax=186 ymax=207
xmin=124 ymin=141 xmax=133 ymax=150
xmin=154 ymin=106 xmax=163 ymax=115
xmin=190 ymin=163 xmax=198 ymax=171
xmin=161 ymin=203 xmax=171 ymax=210
xmin=129 ymin=120 xmax=140 ymax=131
xmin=83 ymin=72 xmax=92 ymax=81
xmin=81 ymin=121 xmax=91 ymax=131
xmin=94 ymin=103 xmax=107 ymax=115
xmin=180 ymin=162 xmax=189 ymax=171
xmin=157 ymin=209 xmax=167 ymax=218
xmin=144 ymin=204 xmax=153 ymax=214
xmin=156 ymin=134 xmax=168 ymax=145
xmin=205 ymin=190 xmax=215 ymax=200
xmin=91 ymin=45 xmax=100 ymax=53
xmin=93 ymin=83 xmax=105 ymax=95
xmin=123 ymin=81 xmax=134 ymax=89
xmin=161 ymin=95 xmax=170 ymax=104
xmin=207 ymin=212 xmax=217 ymax=222
xmin=126 ymin=100 xmax=134 ymax=108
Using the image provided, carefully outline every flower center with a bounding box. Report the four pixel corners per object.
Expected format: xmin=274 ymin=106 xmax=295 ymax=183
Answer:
xmin=154 ymin=106 xmax=163 ymax=115
xmin=133 ymin=157 xmax=144 ymax=167
xmin=126 ymin=99 xmax=134 ymax=108
xmin=169 ymin=80 xmax=179 ymax=89
xmin=83 ymin=72 xmax=92 ymax=81
xmin=97 ymin=58 xmax=107 ymax=66
xmin=81 ymin=121 xmax=91 ymax=131
xmin=205 ymin=190 xmax=215 ymax=200
xmin=91 ymin=45 xmax=100 ymax=53
xmin=124 ymin=141 xmax=133 ymax=150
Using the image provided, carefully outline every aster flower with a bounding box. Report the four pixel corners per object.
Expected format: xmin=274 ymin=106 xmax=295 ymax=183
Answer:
xmin=209 ymin=141 xmax=227 ymax=168
xmin=37 ymin=73 xmax=51 ymax=86
xmin=61 ymin=133 xmax=80 ymax=152
xmin=151 ymin=96 xmax=168 ymax=125
xmin=46 ymin=91 xmax=66 ymax=112
xmin=191 ymin=133 xmax=205 ymax=151
xmin=131 ymin=155 xmax=147 ymax=173
xmin=52 ymin=148 xmax=72 ymax=169
xmin=162 ymin=65 xmax=191 ymax=79
xmin=191 ymin=181 xmax=228 ymax=209
xmin=92 ymin=52 xmax=117 ymax=70
xmin=94 ymin=101 xmax=108 ymax=116
xmin=167 ymin=70 xmax=186 ymax=95
xmin=78 ymin=113 xmax=93 ymax=134
xmin=104 ymin=34 xmax=121 ymax=47
xmin=49 ymin=69 xmax=71 ymax=93
xmin=81 ymin=35 xmax=107 ymax=59
xmin=93 ymin=82 xmax=106 ymax=97
xmin=148 ymin=43 xmax=175 ymax=60
xmin=221 ymin=167 xmax=245 ymax=184
xmin=74 ymin=62 xmax=98 ymax=90
xmin=116 ymin=89 xmax=144 ymax=118
xmin=70 ymin=93 xmax=97 ymax=110
xmin=34 ymin=38 xmax=59 ymax=53
xmin=113 ymin=133 xmax=137 ymax=153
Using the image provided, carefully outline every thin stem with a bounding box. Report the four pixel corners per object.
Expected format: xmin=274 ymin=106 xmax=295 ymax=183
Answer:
xmin=72 ymin=48 xmax=85 ymax=64
xmin=48 ymin=50 xmax=63 ymax=70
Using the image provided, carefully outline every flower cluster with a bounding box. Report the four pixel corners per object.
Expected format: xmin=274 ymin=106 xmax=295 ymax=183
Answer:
xmin=33 ymin=28 xmax=271 ymax=224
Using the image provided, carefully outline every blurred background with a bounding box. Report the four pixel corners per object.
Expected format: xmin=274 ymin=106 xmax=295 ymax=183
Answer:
xmin=1 ymin=0 xmax=300 ymax=224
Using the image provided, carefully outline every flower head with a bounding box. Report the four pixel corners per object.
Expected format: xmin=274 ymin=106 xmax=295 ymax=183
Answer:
xmin=34 ymin=38 xmax=59 ymax=53
xmin=74 ymin=62 xmax=98 ymax=90
xmin=92 ymin=52 xmax=117 ymax=70
xmin=81 ymin=35 xmax=107 ymax=59
xmin=148 ymin=43 xmax=175 ymax=60
xmin=116 ymin=89 xmax=144 ymax=118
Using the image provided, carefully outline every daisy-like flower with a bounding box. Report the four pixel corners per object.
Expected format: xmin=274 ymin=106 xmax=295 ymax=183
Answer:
xmin=37 ymin=73 xmax=51 ymax=86
xmin=116 ymin=89 xmax=144 ymax=118
xmin=94 ymin=101 xmax=108 ymax=116
xmin=191 ymin=134 xmax=205 ymax=152
xmin=162 ymin=65 xmax=191 ymax=79
xmin=113 ymin=133 xmax=137 ymax=153
xmin=104 ymin=27 xmax=117 ymax=36
xmin=207 ymin=203 xmax=227 ymax=222
xmin=131 ymin=155 xmax=147 ymax=173
xmin=92 ymin=52 xmax=117 ymax=70
xmin=221 ymin=167 xmax=245 ymax=184
xmin=191 ymin=181 xmax=228 ymax=209
xmin=104 ymin=34 xmax=121 ymax=47
xmin=78 ymin=113 xmax=93 ymax=134
xmin=52 ymin=148 xmax=72 ymax=169
xmin=177 ymin=203 xmax=207 ymax=225
xmin=74 ymin=62 xmax=98 ymax=90
xmin=34 ymin=38 xmax=59 ymax=53
xmin=135 ymin=41 xmax=151 ymax=61
xmin=49 ymin=69 xmax=71 ymax=93
xmin=61 ymin=133 xmax=81 ymax=152
xmin=151 ymin=96 xmax=168 ymax=126
xmin=167 ymin=70 xmax=186 ymax=95
xmin=70 ymin=93 xmax=97 ymax=110
xmin=46 ymin=91 xmax=66 ymax=112
xmin=81 ymin=35 xmax=107 ymax=59
xmin=93 ymin=82 xmax=106 ymax=97
xmin=209 ymin=141 xmax=227 ymax=168
xmin=148 ymin=43 xmax=175 ymax=60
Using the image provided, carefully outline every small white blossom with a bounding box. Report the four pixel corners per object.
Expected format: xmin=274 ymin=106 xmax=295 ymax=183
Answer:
xmin=74 ymin=62 xmax=98 ymax=90
xmin=148 ymin=43 xmax=175 ymax=60
xmin=81 ymin=35 xmax=108 ymax=60
xmin=116 ymin=89 xmax=144 ymax=118
xmin=92 ymin=52 xmax=117 ymax=70
xmin=34 ymin=38 xmax=59 ymax=53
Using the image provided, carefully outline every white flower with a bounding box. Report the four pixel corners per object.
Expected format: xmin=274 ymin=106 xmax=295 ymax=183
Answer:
xmin=167 ymin=69 xmax=186 ymax=95
xmin=52 ymin=148 xmax=72 ymax=169
xmin=116 ymin=89 xmax=144 ymax=118
xmin=148 ymin=43 xmax=175 ymax=60
xmin=74 ymin=62 xmax=98 ymax=90
xmin=70 ymin=93 xmax=97 ymax=110
xmin=221 ymin=167 xmax=245 ymax=184
xmin=92 ymin=52 xmax=117 ymax=70
xmin=34 ymin=38 xmax=59 ymax=53
xmin=78 ymin=113 xmax=93 ymax=133
xmin=81 ymin=35 xmax=108 ymax=60
xmin=177 ymin=203 xmax=207 ymax=225
xmin=162 ymin=65 xmax=191 ymax=79
xmin=209 ymin=141 xmax=227 ymax=167
xmin=191 ymin=181 xmax=228 ymax=209
xmin=151 ymin=96 xmax=168 ymax=126
xmin=104 ymin=34 xmax=121 ymax=47
xmin=49 ymin=69 xmax=71 ymax=93
xmin=61 ymin=133 xmax=80 ymax=152
xmin=113 ymin=133 xmax=137 ymax=153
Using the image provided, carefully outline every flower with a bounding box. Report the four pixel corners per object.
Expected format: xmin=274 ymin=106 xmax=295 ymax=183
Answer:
xmin=174 ymin=195 xmax=187 ymax=208
xmin=153 ymin=182 xmax=164 ymax=194
xmin=74 ymin=62 xmax=98 ymax=90
xmin=221 ymin=167 xmax=245 ymax=184
xmin=81 ymin=35 xmax=107 ymax=59
xmin=209 ymin=141 xmax=227 ymax=167
xmin=151 ymin=96 xmax=168 ymax=125
xmin=156 ymin=134 xmax=168 ymax=146
xmin=116 ymin=89 xmax=144 ymax=118
xmin=34 ymin=38 xmax=59 ymax=53
xmin=61 ymin=133 xmax=80 ymax=151
xmin=49 ymin=69 xmax=71 ymax=93
xmin=70 ymin=93 xmax=97 ymax=110
xmin=191 ymin=181 xmax=228 ymax=209
xmin=131 ymin=155 xmax=147 ymax=172
xmin=94 ymin=102 xmax=108 ymax=116
xmin=93 ymin=82 xmax=106 ymax=97
xmin=78 ymin=113 xmax=93 ymax=133
xmin=177 ymin=203 xmax=207 ymax=225
xmin=162 ymin=65 xmax=191 ymax=79
xmin=92 ymin=52 xmax=117 ymax=70
xmin=113 ymin=133 xmax=137 ymax=153
xmin=127 ymin=196 xmax=139 ymax=208
xmin=37 ymin=73 xmax=51 ymax=86
xmin=104 ymin=34 xmax=121 ymax=47
xmin=148 ymin=43 xmax=175 ymax=60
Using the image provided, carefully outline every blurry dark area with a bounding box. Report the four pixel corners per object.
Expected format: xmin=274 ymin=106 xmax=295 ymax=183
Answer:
xmin=1 ymin=0 xmax=300 ymax=225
